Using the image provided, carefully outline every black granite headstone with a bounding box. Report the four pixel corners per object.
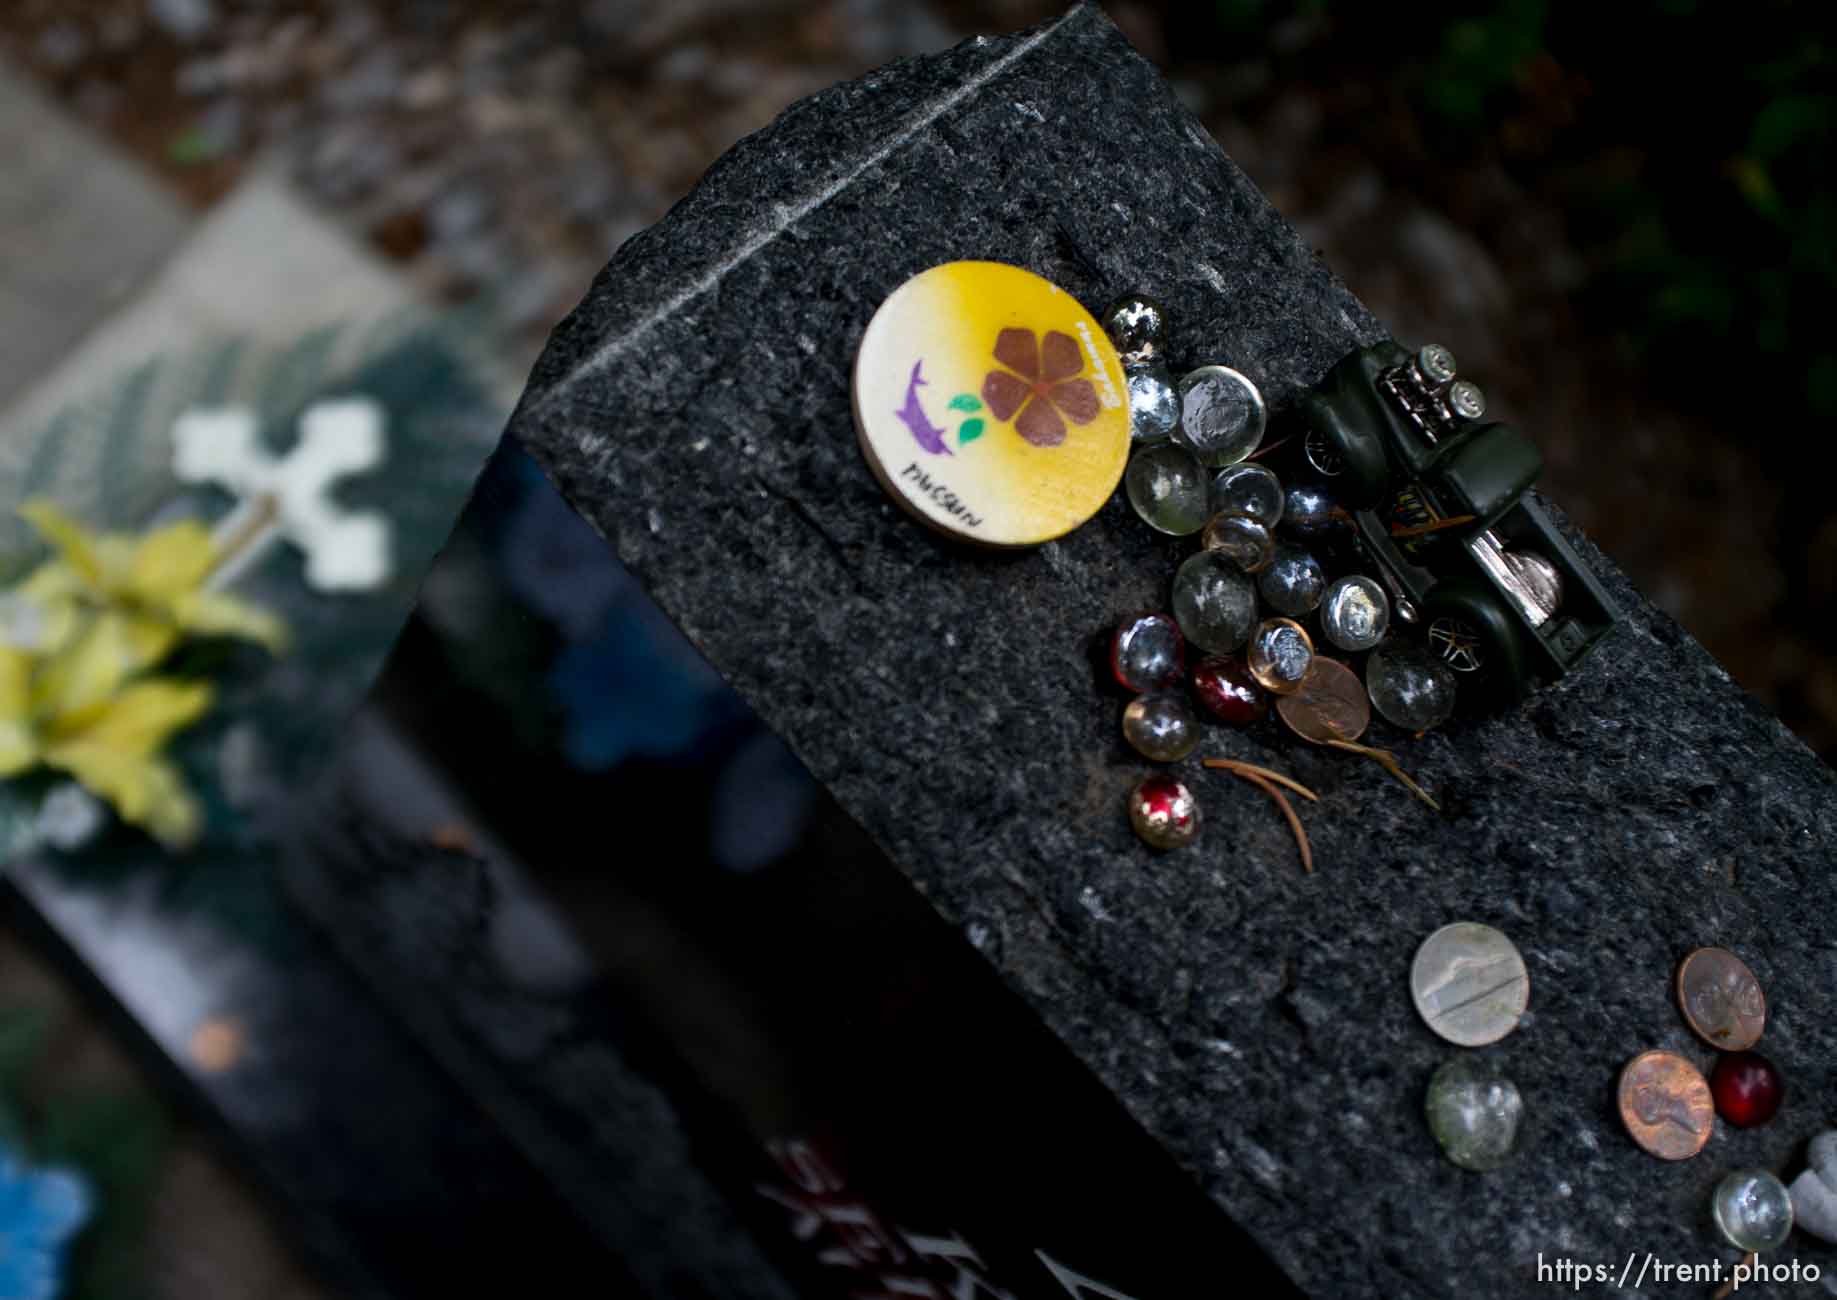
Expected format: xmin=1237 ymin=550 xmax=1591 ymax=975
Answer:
xmin=286 ymin=438 xmax=1300 ymax=1298
xmin=497 ymin=6 xmax=1837 ymax=1295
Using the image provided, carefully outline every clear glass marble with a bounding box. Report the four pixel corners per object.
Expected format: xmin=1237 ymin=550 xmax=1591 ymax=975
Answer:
xmin=1365 ymin=640 xmax=1458 ymax=731
xmin=1247 ymin=618 xmax=1313 ymax=695
xmin=1122 ymin=692 xmax=1200 ymax=762
xmin=1280 ymin=483 xmax=1349 ymax=540
xmin=1171 ymin=551 xmax=1259 ymax=654
xmin=1174 ymin=366 xmax=1266 ymax=467
xmin=1210 ymin=463 xmax=1284 ymax=526
xmin=1258 ymin=544 xmax=1326 ymax=616
xmin=1320 ymin=574 xmax=1391 ymax=652
xmin=1425 ymin=1056 xmax=1524 ymax=1172
xmin=1101 ymin=294 xmax=1168 ymax=368
xmin=1110 ymin=611 xmax=1185 ymax=692
xmin=1125 ymin=443 xmax=1209 ymax=536
xmin=1126 ymin=361 xmax=1179 ymax=445
xmin=1712 ymin=1170 xmax=1794 ymax=1252
xmin=1200 ymin=511 xmax=1274 ymax=573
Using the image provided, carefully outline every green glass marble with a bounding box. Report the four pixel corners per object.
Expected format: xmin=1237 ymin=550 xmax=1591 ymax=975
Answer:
xmin=1125 ymin=443 xmax=1209 ymax=536
xmin=1425 ymin=1056 xmax=1524 ymax=1172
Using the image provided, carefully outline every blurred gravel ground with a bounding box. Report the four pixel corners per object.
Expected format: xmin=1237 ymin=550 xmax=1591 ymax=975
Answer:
xmin=4 ymin=0 xmax=1829 ymax=755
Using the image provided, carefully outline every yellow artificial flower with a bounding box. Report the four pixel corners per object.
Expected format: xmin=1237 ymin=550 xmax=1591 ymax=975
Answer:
xmin=0 ymin=646 xmax=33 ymax=777
xmin=0 ymin=643 xmax=211 ymax=847
xmin=39 ymin=678 xmax=213 ymax=848
xmin=15 ymin=500 xmax=288 ymax=672
xmin=1 ymin=501 xmax=290 ymax=849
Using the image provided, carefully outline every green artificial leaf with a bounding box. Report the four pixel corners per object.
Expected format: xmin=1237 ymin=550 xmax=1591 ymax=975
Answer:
xmin=194 ymin=338 xmax=247 ymax=406
xmin=98 ymin=361 xmax=159 ymax=524
xmin=958 ymin=418 xmax=985 ymax=443
xmin=25 ymin=406 xmax=78 ymax=491
xmin=946 ymin=393 xmax=983 ymax=413
xmin=261 ymin=325 xmax=341 ymax=429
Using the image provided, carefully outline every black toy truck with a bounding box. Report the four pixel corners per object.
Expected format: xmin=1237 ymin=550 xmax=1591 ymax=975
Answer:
xmin=1291 ymin=340 xmax=1617 ymax=706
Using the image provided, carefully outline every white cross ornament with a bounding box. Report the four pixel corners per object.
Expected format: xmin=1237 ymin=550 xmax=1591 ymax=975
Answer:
xmin=172 ymin=398 xmax=393 ymax=592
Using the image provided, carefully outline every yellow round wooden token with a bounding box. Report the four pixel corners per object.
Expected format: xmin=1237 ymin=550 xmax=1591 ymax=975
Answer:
xmin=853 ymin=260 xmax=1131 ymax=547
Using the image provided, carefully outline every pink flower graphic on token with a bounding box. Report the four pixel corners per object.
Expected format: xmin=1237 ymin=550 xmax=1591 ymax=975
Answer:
xmin=980 ymin=327 xmax=1100 ymax=447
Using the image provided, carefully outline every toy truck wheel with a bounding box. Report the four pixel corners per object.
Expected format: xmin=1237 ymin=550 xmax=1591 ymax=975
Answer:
xmin=1296 ymin=393 xmax=1389 ymax=507
xmin=1427 ymin=615 xmax=1487 ymax=673
xmin=1421 ymin=579 xmax=1529 ymax=706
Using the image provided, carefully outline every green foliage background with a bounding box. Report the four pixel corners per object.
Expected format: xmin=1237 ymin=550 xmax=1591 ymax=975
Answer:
xmin=1189 ymin=0 xmax=1832 ymax=424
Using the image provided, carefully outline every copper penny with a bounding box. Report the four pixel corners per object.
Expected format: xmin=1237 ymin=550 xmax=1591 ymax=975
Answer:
xmin=1276 ymin=656 xmax=1370 ymax=744
xmin=1617 ymin=1049 xmax=1714 ymax=1160
xmin=1677 ymin=947 xmax=1766 ymax=1051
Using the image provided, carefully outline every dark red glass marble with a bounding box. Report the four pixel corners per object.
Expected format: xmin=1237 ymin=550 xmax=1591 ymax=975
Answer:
xmin=1709 ymin=1050 xmax=1783 ymax=1128
xmin=1110 ymin=612 xmax=1185 ymax=692
xmin=1128 ymin=774 xmax=1200 ymax=849
xmin=1191 ymin=655 xmax=1266 ymax=725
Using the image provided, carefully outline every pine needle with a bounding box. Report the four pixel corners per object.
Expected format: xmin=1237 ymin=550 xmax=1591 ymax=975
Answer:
xmin=1203 ymin=758 xmax=1315 ymax=873
xmin=1201 ymin=758 xmax=1320 ymax=802
xmin=1324 ymin=738 xmax=1441 ymax=811
xmin=1389 ymin=513 xmax=1476 ymax=540
xmin=1235 ymin=769 xmax=1314 ymax=874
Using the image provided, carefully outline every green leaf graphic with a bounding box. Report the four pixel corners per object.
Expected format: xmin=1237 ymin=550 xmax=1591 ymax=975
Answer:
xmin=947 ymin=393 xmax=983 ymax=413
xmin=958 ymin=418 xmax=985 ymax=443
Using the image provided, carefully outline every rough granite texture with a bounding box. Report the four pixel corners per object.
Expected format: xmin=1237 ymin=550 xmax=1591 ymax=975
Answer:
xmin=508 ymin=7 xmax=1837 ymax=1296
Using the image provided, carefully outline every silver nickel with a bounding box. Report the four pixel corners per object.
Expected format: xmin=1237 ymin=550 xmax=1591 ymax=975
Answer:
xmin=1411 ymin=922 xmax=1530 ymax=1047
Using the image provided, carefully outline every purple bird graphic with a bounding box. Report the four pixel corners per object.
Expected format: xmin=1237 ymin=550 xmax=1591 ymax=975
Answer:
xmin=895 ymin=360 xmax=952 ymax=456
